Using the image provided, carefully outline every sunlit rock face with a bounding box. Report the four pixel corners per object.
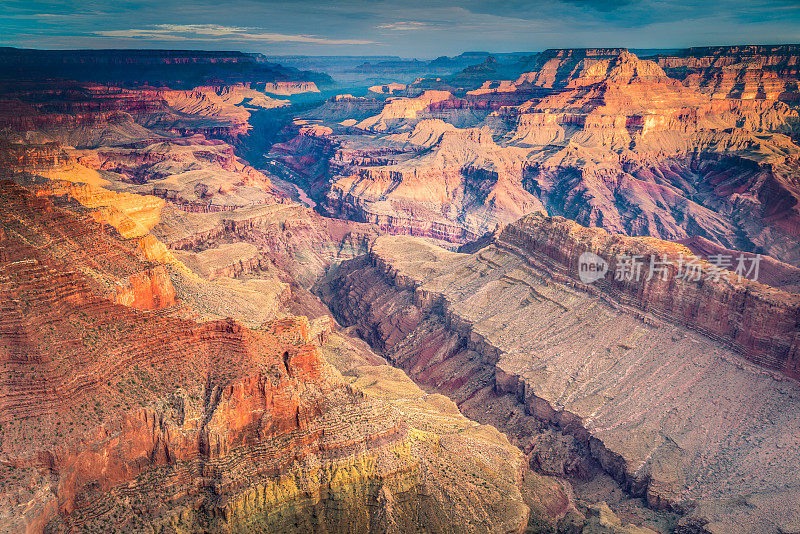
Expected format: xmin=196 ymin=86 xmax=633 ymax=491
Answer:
xmin=0 ymin=181 xmax=550 ymax=534
xmin=0 ymin=57 xmax=567 ymax=533
xmin=654 ymin=45 xmax=800 ymax=101
xmin=262 ymin=81 xmax=320 ymax=95
xmin=275 ymin=48 xmax=800 ymax=268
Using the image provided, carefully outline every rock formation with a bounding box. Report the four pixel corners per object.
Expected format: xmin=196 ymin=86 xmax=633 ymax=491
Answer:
xmin=4 ymin=44 xmax=800 ymax=534
xmin=514 ymin=48 xmax=630 ymax=89
xmin=262 ymin=81 xmax=320 ymax=95
xmin=0 ymin=180 xmax=557 ymax=533
xmin=653 ymin=45 xmax=800 ymax=101
xmin=0 ymin=55 xmax=596 ymax=532
xmin=274 ymin=49 xmax=800 ymax=269
xmin=322 ymin=215 xmax=800 ymax=533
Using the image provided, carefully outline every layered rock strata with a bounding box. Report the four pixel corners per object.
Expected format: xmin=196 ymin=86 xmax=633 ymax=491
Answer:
xmin=323 ymin=215 xmax=800 ymax=533
xmin=0 ymin=181 xmax=539 ymax=533
xmin=653 ymin=45 xmax=800 ymax=101
xmin=275 ymin=50 xmax=800 ymax=268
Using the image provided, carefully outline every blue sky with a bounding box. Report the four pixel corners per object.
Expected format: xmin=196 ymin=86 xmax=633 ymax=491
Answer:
xmin=2 ymin=0 xmax=799 ymax=57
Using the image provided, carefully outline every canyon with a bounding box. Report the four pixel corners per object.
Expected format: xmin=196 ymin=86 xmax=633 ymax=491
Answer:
xmin=1 ymin=44 xmax=799 ymax=533
xmin=1 ymin=182 xmax=554 ymax=532
xmin=0 ymin=50 xmax=575 ymax=533
xmin=322 ymin=215 xmax=800 ymax=533
xmin=272 ymin=47 xmax=800 ymax=268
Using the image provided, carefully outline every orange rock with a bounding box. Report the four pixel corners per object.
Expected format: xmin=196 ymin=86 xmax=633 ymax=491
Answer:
xmin=114 ymin=266 xmax=177 ymax=310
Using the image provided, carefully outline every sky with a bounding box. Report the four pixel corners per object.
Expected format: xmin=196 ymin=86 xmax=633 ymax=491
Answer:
xmin=2 ymin=0 xmax=800 ymax=58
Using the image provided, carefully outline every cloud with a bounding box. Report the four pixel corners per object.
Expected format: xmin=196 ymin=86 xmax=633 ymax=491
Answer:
xmin=4 ymin=0 xmax=799 ymax=56
xmin=94 ymin=24 xmax=376 ymax=44
xmin=377 ymin=21 xmax=430 ymax=31
xmin=558 ymin=0 xmax=633 ymax=12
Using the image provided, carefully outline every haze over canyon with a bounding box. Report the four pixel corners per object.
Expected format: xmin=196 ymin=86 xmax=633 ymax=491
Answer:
xmin=1 ymin=2 xmax=800 ymax=533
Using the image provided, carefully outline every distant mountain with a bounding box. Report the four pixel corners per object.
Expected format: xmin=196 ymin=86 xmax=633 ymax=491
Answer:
xmin=268 ymin=51 xmax=539 ymax=85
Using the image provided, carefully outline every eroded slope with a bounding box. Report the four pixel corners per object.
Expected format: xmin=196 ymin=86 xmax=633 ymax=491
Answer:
xmin=0 ymin=181 xmax=549 ymax=533
xmin=323 ymin=215 xmax=800 ymax=533
xmin=275 ymin=49 xmax=800 ymax=268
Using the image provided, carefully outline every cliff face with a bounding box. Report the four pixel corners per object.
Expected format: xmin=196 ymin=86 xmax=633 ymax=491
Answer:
xmin=0 ymin=79 xmax=308 ymax=248
xmin=322 ymin=216 xmax=800 ymax=533
xmin=113 ymin=265 xmax=177 ymax=310
xmin=0 ymin=83 xmax=284 ymax=146
xmin=0 ymin=74 xmax=382 ymax=318
xmin=500 ymin=214 xmax=800 ymax=376
xmin=5 ymin=45 xmax=800 ymax=534
xmin=150 ymin=199 xmax=379 ymax=291
xmin=274 ymin=49 xmax=800 ymax=268
xmin=679 ymin=235 xmax=800 ymax=292
xmin=0 ymin=140 xmax=70 ymax=174
xmin=262 ymin=81 xmax=320 ymax=95
xmin=0 ymin=50 xmax=612 ymax=532
xmin=653 ymin=45 xmax=800 ymax=101
xmin=0 ymin=182 xmax=544 ymax=533
xmin=514 ymin=48 xmax=631 ymax=89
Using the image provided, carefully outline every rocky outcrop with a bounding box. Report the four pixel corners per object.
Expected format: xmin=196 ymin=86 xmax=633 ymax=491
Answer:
xmin=514 ymin=48 xmax=630 ymax=89
xmin=154 ymin=200 xmax=379 ymax=288
xmin=278 ymin=117 xmax=542 ymax=242
xmin=0 ymin=140 xmax=70 ymax=175
xmin=4 ymin=124 xmax=285 ymax=229
xmin=652 ymin=45 xmax=800 ymax=101
xmin=0 ymin=180 xmax=175 ymax=306
xmin=113 ymin=265 xmax=177 ymax=310
xmin=276 ymin=49 xmax=800 ymax=267
xmin=262 ymin=81 xmax=320 ymax=95
xmin=355 ymin=90 xmax=453 ymax=132
xmin=500 ymin=213 xmax=800 ymax=377
xmin=369 ymin=82 xmax=408 ymax=95
xmin=300 ymin=94 xmax=386 ymax=123
xmin=0 ymin=81 xmax=288 ymax=148
xmin=0 ymin=181 xmax=542 ymax=534
xmin=680 ymin=235 xmax=800 ymax=292
xmin=322 ymin=217 xmax=800 ymax=533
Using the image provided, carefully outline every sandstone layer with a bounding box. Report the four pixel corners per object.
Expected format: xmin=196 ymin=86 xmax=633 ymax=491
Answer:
xmin=0 ymin=60 xmax=591 ymax=532
xmin=653 ymin=45 xmax=800 ymax=101
xmin=0 ymin=181 xmax=550 ymax=533
xmin=4 ymin=46 xmax=800 ymax=534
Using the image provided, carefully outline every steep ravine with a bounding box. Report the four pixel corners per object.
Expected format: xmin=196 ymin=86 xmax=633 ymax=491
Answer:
xmin=318 ymin=219 xmax=800 ymax=534
xmin=7 ymin=54 xmax=799 ymax=532
xmin=0 ymin=72 xmax=585 ymax=532
xmin=0 ymin=181 xmax=554 ymax=533
xmin=320 ymin=255 xmax=679 ymax=533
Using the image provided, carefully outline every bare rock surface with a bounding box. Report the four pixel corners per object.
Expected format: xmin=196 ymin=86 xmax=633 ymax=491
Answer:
xmin=275 ymin=49 xmax=800 ymax=268
xmin=323 ymin=215 xmax=800 ymax=533
xmin=0 ymin=180 xmax=545 ymax=534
